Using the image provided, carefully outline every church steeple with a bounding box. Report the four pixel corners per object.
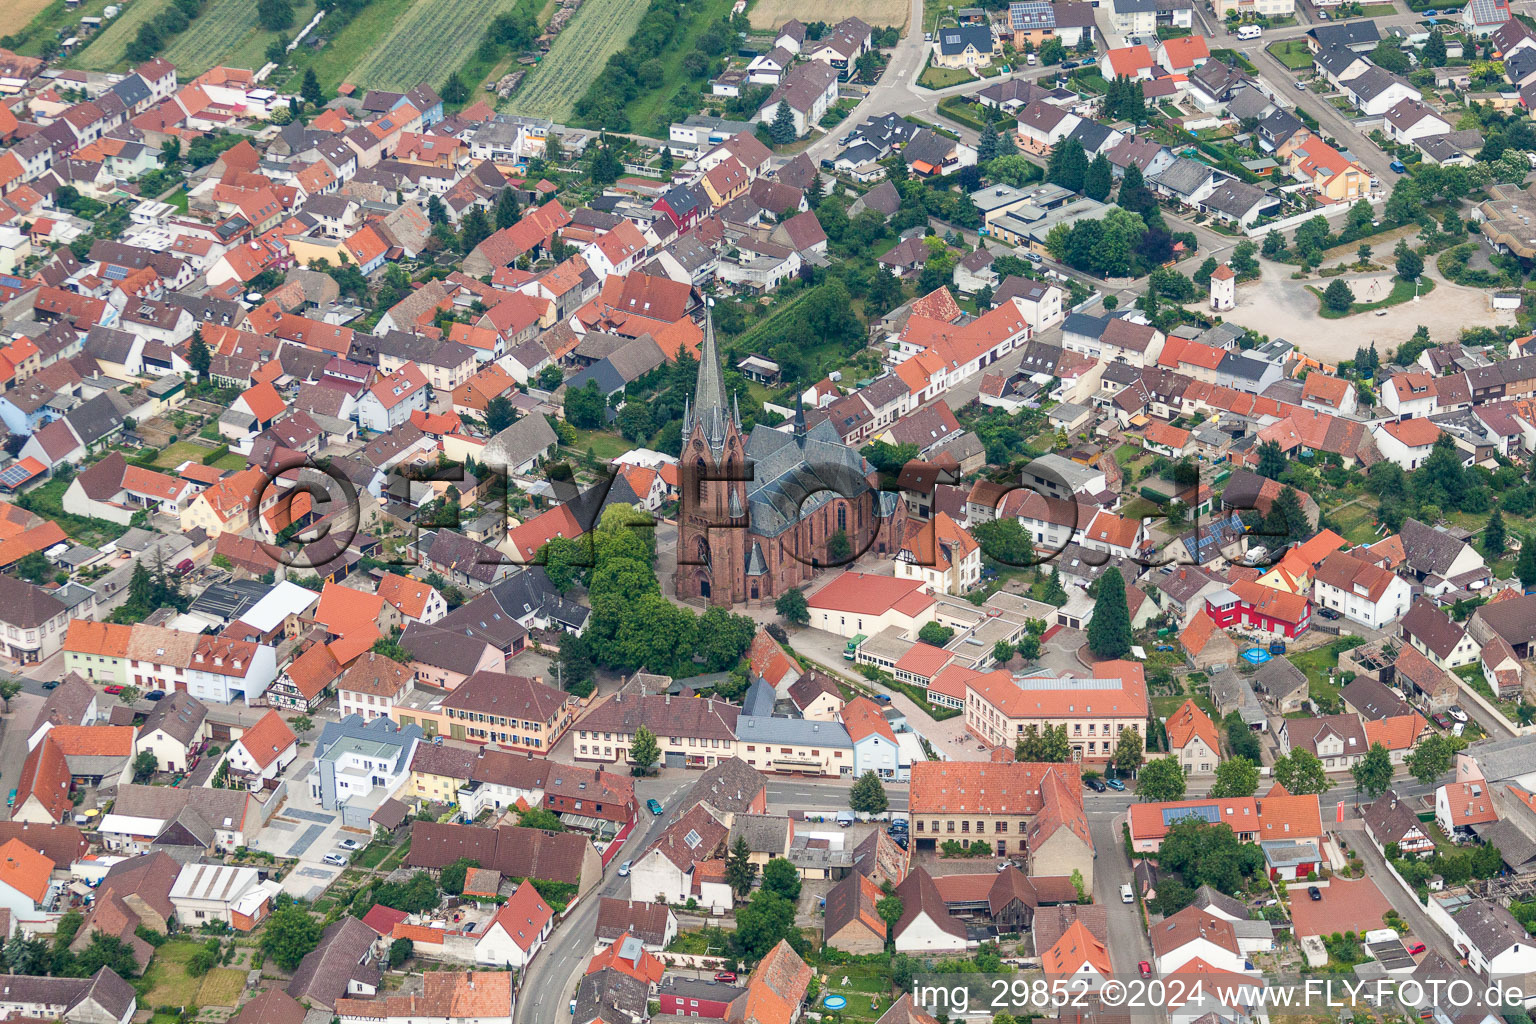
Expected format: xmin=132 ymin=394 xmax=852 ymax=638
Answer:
xmin=793 ymin=390 xmax=805 ymax=440
xmin=684 ymin=311 xmax=737 ymax=455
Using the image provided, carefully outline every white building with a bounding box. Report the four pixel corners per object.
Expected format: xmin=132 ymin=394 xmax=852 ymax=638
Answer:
xmin=1313 ymin=550 xmax=1413 ymax=629
xmin=169 ymin=862 xmax=274 ymax=931
xmin=224 ymin=710 xmax=298 ymax=786
xmin=843 ymin=696 xmax=908 ymax=782
xmin=475 ymin=884 xmax=555 ymax=968
xmin=355 ymin=363 xmax=429 ymax=433
xmin=1371 ymin=418 xmax=1448 ymax=470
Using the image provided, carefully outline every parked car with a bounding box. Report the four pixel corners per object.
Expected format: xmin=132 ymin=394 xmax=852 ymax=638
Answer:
xmin=1318 ymin=607 xmax=1340 ymax=620
xmin=1308 ymin=886 xmax=1322 ymax=901
xmin=617 ymin=861 xmax=632 ymax=877
xmin=1295 ymin=80 xmax=1307 ymax=90
xmin=888 ymin=818 xmax=908 ymax=832
xmin=145 ymin=691 xmax=165 ymax=701
xmin=1106 ymin=777 xmax=1126 ymax=792
xmin=104 ymin=685 xmax=123 ymax=695
xmin=1390 ymin=159 xmax=1408 ymax=173
xmin=873 ymin=693 xmax=892 ymax=704
xmin=5 ymin=789 xmax=14 ymax=808
xmin=323 ymin=853 xmax=348 ymax=866
xmin=647 ymin=798 xmax=663 ymax=815
xmin=1432 ymin=713 xmax=1452 ymax=728
xmin=1407 ymin=941 xmax=1427 ymax=955
xmin=1086 ymin=776 xmax=1107 ymax=792
xmin=715 ymin=973 xmax=738 ymax=983
xmin=1121 ymin=884 xmax=1135 ymax=904
xmin=337 ymin=838 xmax=361 ymax=850
xmin=1138 ymin=961 xmax=1152 ymax=978
xmin=42 ymin=680 xmax=58 ymax=690
xmin=1447 ymin=706 xmax=1468 ymax=723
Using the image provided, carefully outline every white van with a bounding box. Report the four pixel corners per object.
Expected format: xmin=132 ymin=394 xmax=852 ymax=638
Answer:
xmin=1121 ymin=883 xmax=1135 ymax=904
xmin=1236 ymin=24 xmax=1262 ymax=39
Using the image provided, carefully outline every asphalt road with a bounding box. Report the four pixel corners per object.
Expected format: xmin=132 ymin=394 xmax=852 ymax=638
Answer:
xmin=517 ymin=773 xmax=697 ymax=1024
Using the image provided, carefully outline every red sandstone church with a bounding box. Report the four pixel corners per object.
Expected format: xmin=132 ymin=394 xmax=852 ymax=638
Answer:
xmin=675 ymin=319 xmax=907 ymax=606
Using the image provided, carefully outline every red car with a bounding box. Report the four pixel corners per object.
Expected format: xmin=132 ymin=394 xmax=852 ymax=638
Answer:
xmin=104 ymin=685 xmax=123 ymax=695
xmin=714 ymin=973 xmax=737 ymax=983
xmin=1432 ymin=713 xmax=1452 ymax=729
xmin=1138 ymin=961 xmax=1151 ymax=977
xmin=1407 ymin=941 xmax=1426 ymax=955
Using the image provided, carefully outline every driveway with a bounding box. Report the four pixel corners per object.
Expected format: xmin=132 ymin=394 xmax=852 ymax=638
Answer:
xmin=1220 ymin=264 xmax=1513 ymax=363
xmin=0 ymin=691 xmax=41 ymax=821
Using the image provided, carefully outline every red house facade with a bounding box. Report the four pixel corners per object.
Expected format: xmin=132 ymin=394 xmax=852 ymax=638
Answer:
xmin=1205 ymin=580 xmax=1310 ymax=639
xmin=658 ymin=976 xmax=744 ymax=1017
xmin=652 ymin=183 xmax=705 ymax=233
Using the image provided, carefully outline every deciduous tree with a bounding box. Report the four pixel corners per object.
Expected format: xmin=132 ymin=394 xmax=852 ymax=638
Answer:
xmin=1272 ymin=747 xmax=1333 ymax=795
xmin=1352 ymin=742 xmax=1394 ymax=800
xmin=1136 ymin=756 xmax=1187 ymax=802
xmin=629 ymin=725 xmax=660 ymax=774
xmin=260 ymin=898 xmax=321 ymax=970
xmin=850 ymin=770 xmax=889 ymax=814
xmin=1210 ymin=756 xmax=1259 ymax=798
xmin=775 ymin=588 xmax=810 ymax=626
xmin=1016 ymin=723 xmax=1072 ymax=763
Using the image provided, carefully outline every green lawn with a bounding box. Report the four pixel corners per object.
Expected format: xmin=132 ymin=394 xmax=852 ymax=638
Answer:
xmin=1120 ymin=497 xmax=1163 ymax=521
xmin=196 ymin=968 xmax=246 ymax=1007
xmin=378 ymin=837 xmax=412 ymax=871
xmin=1153 ymin=693 xmax=1217 ymax=720
xmin=142 ymin=939 xmax=206 ymax=1007
xmin=918 ymin=64 xmax=974 ymax=89
xmin=565 ymin=428 xmax=635 ymax=463
xmin=18 ymin=476 xmax=130 ymax=548
xmin=818 ymin=963 xmax=896 ymax=1023
xmin=1071 ymin=70 xmax=1110 ymax=93
xmin=621 ymin=0 xmax=736 ymax=135
xmin=1286 ymin=637 xmax=1367 ymax=709
xmin=1210 ymin=48 xmax=1258 ymax=72
xmin=1308 ymin=275 xmax=1435 ymax=318
xmin=67 ymin=0 xmax=172 ymax=70
xmin=937 ymin=96 xmax=989 ymax=132
xmin=1114 ymin=443 xmax=1143 ymax=466
xmin=1357 ymin=3 xmax=1398 ymax=13
xmin=1267 ymin=38 xmax=1314 ymax=70
xmin=1329 ymin=501 xmax=1380 ymax=546
xmin=354 ymin=841 xmax=393 ymax=868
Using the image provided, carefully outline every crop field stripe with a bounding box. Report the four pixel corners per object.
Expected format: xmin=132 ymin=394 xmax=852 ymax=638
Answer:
xmin=68 ymin=0 xmax=173 ymax=70
xmin=162 ymin=0 xmax=256 ymax=72
xmin=505 ymin=0 xmax=648 ymax=123
xmin=347 ymin=0 xmax=521 ymax=91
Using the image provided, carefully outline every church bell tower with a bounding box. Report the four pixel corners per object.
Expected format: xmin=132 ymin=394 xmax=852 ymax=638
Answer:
xmin=676 ymin=314 xmax=747 ymax=606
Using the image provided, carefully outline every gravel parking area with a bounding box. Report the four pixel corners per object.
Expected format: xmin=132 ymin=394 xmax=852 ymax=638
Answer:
xmin=1222 ymin=264 xmax=1514 ymax=362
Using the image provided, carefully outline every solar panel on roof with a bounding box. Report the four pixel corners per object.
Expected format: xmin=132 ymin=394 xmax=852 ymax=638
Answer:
xmin=1162 ymin=805 xmax=1220 ymax=826
xmin=0 ymin=464 xmax=34 ymax=487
